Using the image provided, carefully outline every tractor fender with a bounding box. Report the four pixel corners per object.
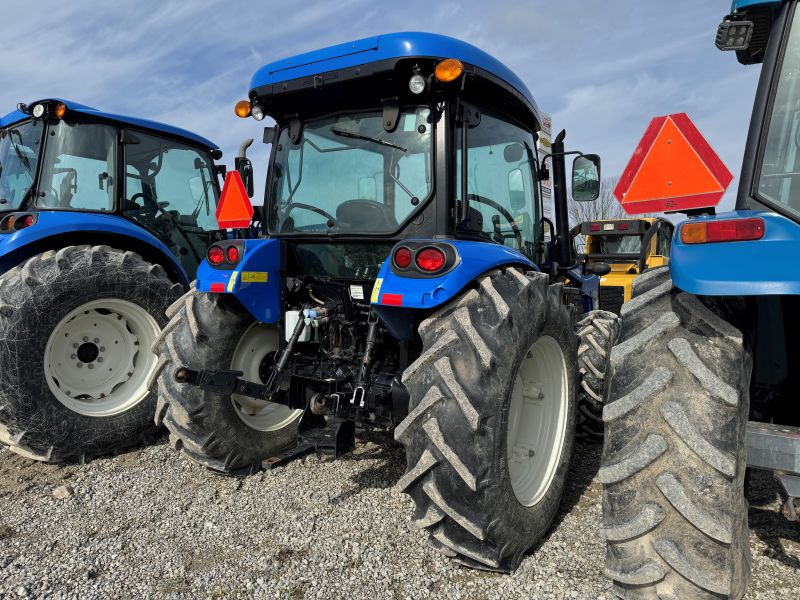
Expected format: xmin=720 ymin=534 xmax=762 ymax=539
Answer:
xmin=371 ymin=240 xmax=536 ymax=340
xmin=671 ymin=210 xmax=800 ymax=296
xmin=0 ymin=211 xmax=190 ymax=286
xmin=195 ymin=238 xmax=282 ymax=324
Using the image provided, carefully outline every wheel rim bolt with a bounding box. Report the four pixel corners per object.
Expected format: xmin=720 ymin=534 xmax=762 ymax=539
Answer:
xmin=72 ymin=343 xmax=79 ymax=349
xmin=83 ymin=336 xmax=89 ymax=342
xmin=77 ymin=363 xmax=83 ymax=368
xmin=97 ymin=357 xmax=104 ymax=363
xmin=93 ymin=338 xmax=100 ymax=344
xmin=88 ymin=364 xmax=94 ymax=370
xmin=100 ymin=347 xmax=105 ymax=352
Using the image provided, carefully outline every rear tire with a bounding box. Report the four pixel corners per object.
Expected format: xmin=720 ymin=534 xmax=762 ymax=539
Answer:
xmin=395 ymin=268 xmax=577 ymax=571
xmin=601 ymin=268 xmax=751 ymax=599
xmin=151 ymin=290 xmax=303 ymax=475
xmin=0 ymin=246 xmax=181 ymax=463
xmin=575 ymin=310 xmax=620 ymax=441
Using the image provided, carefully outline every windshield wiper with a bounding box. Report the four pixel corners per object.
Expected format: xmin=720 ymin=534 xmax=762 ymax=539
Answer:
xmin=330 ymin=128 xmax=406 ymax=152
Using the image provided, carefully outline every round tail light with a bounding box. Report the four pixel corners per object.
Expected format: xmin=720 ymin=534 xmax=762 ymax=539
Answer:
xmin=394 ymin=247 xmax=412 ymax=268
xmin=19 ymin=215 xmax=35 ymax=229
xmin=415 ymin=247 xmax=446 ymax=272
xmin=207 ymin=245 xmax=225 ymax=265
xmin=226 ymin=245 xmax=239 ymax=264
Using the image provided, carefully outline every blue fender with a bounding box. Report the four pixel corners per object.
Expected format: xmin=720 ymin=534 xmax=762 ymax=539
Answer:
xmin=195 ymin=238 xmax=282 ymax=324
xmin=370 ymin=240 xmax=535 ymax=310
xmin=370 ymin=240 xmax=534 ymax=340
xmin=671 ymin=210 xmax=800 ymax=296
xmin=0 ymin=211 xmax=190 ymax=285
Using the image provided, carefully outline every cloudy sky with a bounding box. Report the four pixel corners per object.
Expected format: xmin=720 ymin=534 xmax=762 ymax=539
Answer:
xmin=1 ymin=0 xmax=760 ymax=211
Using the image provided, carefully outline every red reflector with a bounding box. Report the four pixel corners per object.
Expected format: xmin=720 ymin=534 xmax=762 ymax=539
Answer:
xmin=226 ymin=245 xmax=239 ymax=264
xmin=382 ymin=293 xmax=403 ymax=306
xmin=706 ymin=218 xmax=765 ymax=242
xmin=589 ymin=223 xmax=601 ymax=232
xmin=394 ymin=247 xmax=412 ymax=268
xmin=617 ymin=222 xmax=629 ymax=230
xmin=210 ymin=283 xmax=225 ymax=293
xmin=207 ymin=245 xmax=225 ymax=265
xmin=415 ymin=247 xmax=446 ymax=272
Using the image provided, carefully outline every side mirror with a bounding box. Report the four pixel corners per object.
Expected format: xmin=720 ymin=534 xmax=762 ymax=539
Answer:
xmin=572 ymin=154 xmax=601 ymax=202
xmin=235 ymin=157 xmax=255 ymax=198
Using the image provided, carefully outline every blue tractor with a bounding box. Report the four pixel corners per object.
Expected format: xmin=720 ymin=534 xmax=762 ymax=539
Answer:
xmin=601 ymin=2 xmax=800 ymax=598
xmin=152 ymin=33 xmax=618 ymax=570
xmin=0 ymin=99 xmax=223 ymax=463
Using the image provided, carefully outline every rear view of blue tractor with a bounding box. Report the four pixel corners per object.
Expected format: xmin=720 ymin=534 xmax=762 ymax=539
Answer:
xmin=152 ymin=33 xmax=617 ymax=570
xmin=601 ymin=2 xmax=800 ymax=598
xmin=0 ymin=99 xmax=223 ymax=463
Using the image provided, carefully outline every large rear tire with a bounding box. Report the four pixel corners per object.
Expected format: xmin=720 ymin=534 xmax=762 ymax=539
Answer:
xmin=601 ymin=268 xmax=751 ymax=599
xmin=576 ymin=310 xmax=620 ymax=441
xmin=0 ymin=245 xmax=181 ymax=463
xmin=151 ymin=290 xmax=304 ymax=475
xmin=395 ymin=268 xmax=577 ymax=571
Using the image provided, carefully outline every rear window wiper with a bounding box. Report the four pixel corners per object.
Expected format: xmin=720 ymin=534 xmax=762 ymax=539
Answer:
xmin=330 ymin=128 xmax=406 ymax=152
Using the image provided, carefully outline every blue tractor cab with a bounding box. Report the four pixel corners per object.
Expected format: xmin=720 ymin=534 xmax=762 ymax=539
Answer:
xmin=0 ymin=98 xmax=224 ymax=463
xmin=153 ymin=33 xmax=618 ymax=572
xmin=600 ymin=3 xmax=800 ymax=599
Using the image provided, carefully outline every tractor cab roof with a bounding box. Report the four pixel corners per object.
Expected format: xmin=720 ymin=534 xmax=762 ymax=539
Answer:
xmin=0 ymin=98 xmax=219 ymax=151
xmin=248 ymin=32 xmax=541 ymax=131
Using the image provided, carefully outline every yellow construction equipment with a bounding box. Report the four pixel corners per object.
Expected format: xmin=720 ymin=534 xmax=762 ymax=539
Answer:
xmin=575 ymin=217 xmax=673 ymax=313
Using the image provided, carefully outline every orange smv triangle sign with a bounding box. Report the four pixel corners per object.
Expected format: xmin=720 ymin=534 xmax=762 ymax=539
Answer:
xmin=216 ymin=171 xmax=254 ymax=228
xmin=614 ymin=113 xmax=733 ymax=214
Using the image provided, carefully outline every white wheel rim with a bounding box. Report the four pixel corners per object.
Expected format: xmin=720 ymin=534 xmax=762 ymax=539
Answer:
xmin=44 ymin=299 xmax=160 ymax=417
xmin=230 ymin=323 xmax=303 ymax=432
xmin=506 ymin=335 xmax=569 ymax=507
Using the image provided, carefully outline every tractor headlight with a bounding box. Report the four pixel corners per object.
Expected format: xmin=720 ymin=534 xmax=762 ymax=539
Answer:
xmin=32 ymin=104 xmax=45 ymax=118
xmin=251 ymin=104 xmax=265 ymax=121
xmin=409 ymin=74 xmax=426 ymax=95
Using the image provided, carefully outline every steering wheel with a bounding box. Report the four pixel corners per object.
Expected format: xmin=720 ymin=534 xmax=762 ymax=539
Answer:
xmin=282 ymin=202 xmax=336 ymax=224
xmin=128 ymin=192 xmax=167 ymax=217
xmin=467 ymin=194 xmax=523 ymax=246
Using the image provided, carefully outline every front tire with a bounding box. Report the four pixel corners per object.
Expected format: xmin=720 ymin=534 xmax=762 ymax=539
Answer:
xmin=0 ymin=245 xmax=182 ymax=463
xmin=395 ymin=268 xmax=577 ymax=571
xmin=601 ymin=268 xmax=751 ymax=599
xmin=151 ymin=290 xmax=304 ymax=475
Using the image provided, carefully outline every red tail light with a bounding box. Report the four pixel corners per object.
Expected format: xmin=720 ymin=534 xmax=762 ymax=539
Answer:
xmin=226 ymin=245 xmax=240 ymax=264
xmin=589 ymin=223 xmax=601 ymax=232
xmin=681 ymin=218 xmax=765 ymax=244
xmin=394 ymin=247 xmax=412 ymax=268
xmin=617 ymin=222 xmax=629 ymax=230
xmin=415 ymin=247 xmax=446 ymax=272
xmin=207 ymin=245 xmax=225 ymax=265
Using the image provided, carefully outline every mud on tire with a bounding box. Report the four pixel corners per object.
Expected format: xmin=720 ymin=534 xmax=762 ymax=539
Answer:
xmin=151 ymin=290 xmax=303 ymax=475
xmin=395 ymin=268 xmax=577 ymax=572
xmin=0 ymin=245 xmax=181 ymax=463
xmin=601 ymin=267 xmax=751 ymax=599
xmin=576 ymin=310 xmax=620 ymax=441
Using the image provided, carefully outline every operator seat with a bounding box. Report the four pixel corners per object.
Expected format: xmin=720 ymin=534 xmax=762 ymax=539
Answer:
xmin=336 ymin=199 xmax=397 ymax=230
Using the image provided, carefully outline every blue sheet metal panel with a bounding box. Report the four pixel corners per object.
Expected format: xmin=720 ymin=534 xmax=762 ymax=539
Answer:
xmin=0 ymin=211 xmax=189 ymax=285
xmin=671 ymin=210 xmax=800 ymax=296
xmin=250 ymin=32 xmax=539 ymax=122
xmin=0 ymin=98 xmax=219 ymax=150
xmin=195 ymin=239 xmax=282 ymax=324
xmin=731 ymin=0 xmax=783 ymax=11
xmin=370 ymin=240 xmax=536 ymax=310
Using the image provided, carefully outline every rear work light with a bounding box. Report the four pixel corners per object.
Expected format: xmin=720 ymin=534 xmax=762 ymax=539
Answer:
xmin=393 ymin=247 xmax=412 ymax=269
xmin=415 ymin=247 xmax=446 ymax=272
xmin=207 ymin=245 xmax=225 ymax=265
xmin=680 ymin=218 xmax=765 ymax=244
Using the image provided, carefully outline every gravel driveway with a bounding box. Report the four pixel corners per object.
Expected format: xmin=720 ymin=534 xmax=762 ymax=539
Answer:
xmin=0 ymin=436 xmax=797 ymax=599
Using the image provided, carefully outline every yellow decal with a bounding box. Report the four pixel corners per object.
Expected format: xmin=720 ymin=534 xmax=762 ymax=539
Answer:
xmin=227 ymin=271 xmax=239 ymax=292
xmin=241 ymin=271 xmax=269 ymax=283
xmin=370 ymin=278 xmax=383 ymax=303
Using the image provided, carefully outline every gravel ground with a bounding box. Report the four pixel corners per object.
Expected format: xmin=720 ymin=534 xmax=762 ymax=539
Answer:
xmin=0 ymin=436 xmax=797 ymax=599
